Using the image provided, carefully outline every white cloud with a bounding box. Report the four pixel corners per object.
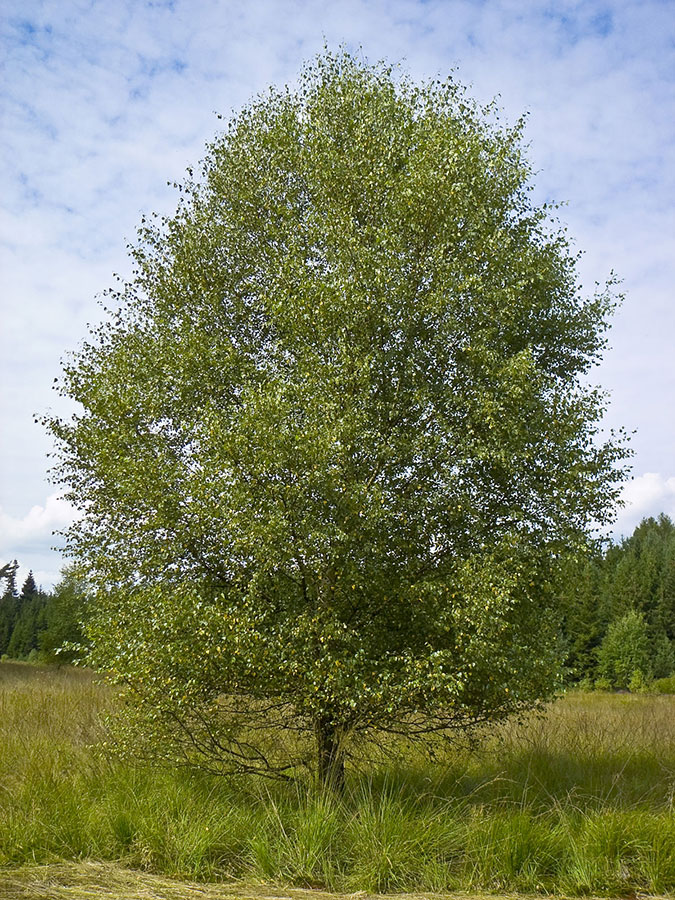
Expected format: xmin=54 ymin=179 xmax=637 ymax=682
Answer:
xmin=0 ymin=494 xmax=77 ymax=589
xmin=613 ymin=473 xmax=675 ymax=540
xmin=0 ymin=492 xmax=75 ymax=541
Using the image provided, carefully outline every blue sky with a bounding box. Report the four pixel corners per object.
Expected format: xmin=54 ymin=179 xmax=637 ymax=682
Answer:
xmin=1 ymin=0 xmax=674 ymax=588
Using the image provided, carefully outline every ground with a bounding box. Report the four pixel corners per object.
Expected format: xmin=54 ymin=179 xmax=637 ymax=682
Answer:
xmin=0 ymin=863 xmax=671 ymax=900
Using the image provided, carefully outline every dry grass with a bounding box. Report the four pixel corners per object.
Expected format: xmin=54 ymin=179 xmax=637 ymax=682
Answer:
xmin=0 ymin=861 xmax=329 ymax=900
xmin=2 ymin=861 xmax=668 ymax=900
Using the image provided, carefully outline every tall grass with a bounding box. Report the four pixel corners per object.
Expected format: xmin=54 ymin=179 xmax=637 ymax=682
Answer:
xmin=1 ymin=660 xmax=674 ymax=894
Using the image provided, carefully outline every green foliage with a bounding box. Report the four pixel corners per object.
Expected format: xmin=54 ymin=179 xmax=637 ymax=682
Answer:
xmin=608 ymin=515 xmax=675 ymax=634
xmin=38 ymin=566 xmax=89 ymax=663
xmin=0 ymin=565 xmax=89 ymax=663
xmin=651 ymin=630 xmax=675 ymax=679
xmin=0 ymin=560 xmax=19 ymax=657
xmin=562 ymin=514 xmax=675 ymax=684
xmin=46 ymin=50 xmax=627 ymax=784
xmin=651 ymin=674 xmax=675 ymax=694
xmin=559 ymin=552 xmax=606 ymax=679
xmin=597 ymin=609 xmax=652 ymax=689
xmin=6 ymin=571 xmax=47 ymax=659
xmin=628 ymin=668 xmax=649 ymax=694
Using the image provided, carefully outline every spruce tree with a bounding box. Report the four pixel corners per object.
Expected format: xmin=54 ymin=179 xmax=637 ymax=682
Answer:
xmin=7 ymin=572 xmax=44 ymax=659
xmin=0 ymin=561 xmax=19 ymax=657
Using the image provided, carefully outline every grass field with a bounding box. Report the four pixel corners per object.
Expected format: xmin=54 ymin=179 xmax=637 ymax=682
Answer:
xmin=0 ymin=660 xmax=674 ymax=896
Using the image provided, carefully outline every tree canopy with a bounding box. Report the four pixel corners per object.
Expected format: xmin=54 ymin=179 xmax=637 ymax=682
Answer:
xmin=47 ymin=51 xmax=628 ymax=787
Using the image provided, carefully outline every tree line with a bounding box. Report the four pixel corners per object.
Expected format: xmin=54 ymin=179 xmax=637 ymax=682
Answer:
xmin=0 ymin=564 xmax=85 ymax=663
xmin=1 ymin=513 xmax=673 ymax=684
xmin=563 ymin=513 xmax=675 ymax=688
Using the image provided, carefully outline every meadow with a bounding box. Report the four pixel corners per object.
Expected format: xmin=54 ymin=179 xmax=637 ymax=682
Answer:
xmin=0 ymin=660 xmax=674 ymax=896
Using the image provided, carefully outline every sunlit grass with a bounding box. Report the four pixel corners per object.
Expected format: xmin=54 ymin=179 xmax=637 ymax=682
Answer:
xmin=1 ymin=660 xmax=674 ymax=894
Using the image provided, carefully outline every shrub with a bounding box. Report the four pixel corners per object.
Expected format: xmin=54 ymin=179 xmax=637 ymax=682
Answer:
xmin=597 ymin=610 xmax=651 ymax=688
xmin=651 ymin=674 xmax=675 ymax=694
xmin=628 ymin=669 xmax=649 ymax=693
xmin=652 ymin=633 xmax=675 ymax=680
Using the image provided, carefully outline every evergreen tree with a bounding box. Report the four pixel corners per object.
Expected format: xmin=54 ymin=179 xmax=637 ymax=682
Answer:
xmin=562 ymin=516 xmax=675 ymax=682
xmin=657 ymin=527 xmax=675 ymax=642
xmin=652 ymin=630 xmax=675 ymax=680
xmin=0 ymin=560 xmax=19 ymax=656
xmin=39 ymin=566 xmax=88 ymax=662
xmin=560 ymin=552 xmax=605 ymax=679
xmin=605 ymin=515 xmax=675 ymax=637
xmin=7 ymin=571 xmax=45 ymax=658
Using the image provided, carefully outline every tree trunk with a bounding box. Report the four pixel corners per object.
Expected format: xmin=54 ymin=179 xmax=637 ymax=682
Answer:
xmin=315 ymin=717 xmax=345 ymax=794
